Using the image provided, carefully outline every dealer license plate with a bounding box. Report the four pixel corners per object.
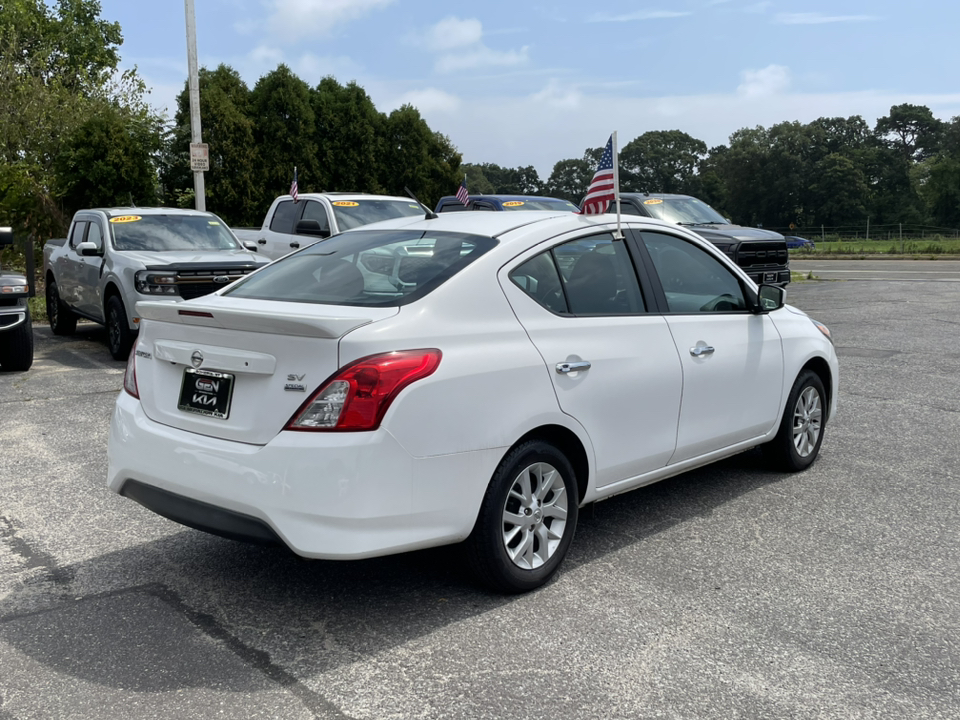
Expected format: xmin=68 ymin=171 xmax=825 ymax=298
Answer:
xmin=764 ymin=272 xmax=777 ymax=283
xmin=178 ymin=368 xmax=235 ymax=419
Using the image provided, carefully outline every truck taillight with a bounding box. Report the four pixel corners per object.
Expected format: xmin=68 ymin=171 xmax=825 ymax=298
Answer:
xmin=123 ymin=346 xmax=139 ymax=398
xmin=285 ymin=349 xmax=442 ymax=432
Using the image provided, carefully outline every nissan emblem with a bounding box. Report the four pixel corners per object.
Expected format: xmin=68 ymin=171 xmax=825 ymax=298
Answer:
xmin=191 ymin=350 xmax=203 ymax=368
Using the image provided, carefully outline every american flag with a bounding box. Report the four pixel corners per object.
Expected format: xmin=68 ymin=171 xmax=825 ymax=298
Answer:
xmin=581 ymin=135 xmax=615 ymax=215
xmin=455 ymin=177 xmax=469 ymax=205
xmin=290 ymin=166 xmax=299 ymax=203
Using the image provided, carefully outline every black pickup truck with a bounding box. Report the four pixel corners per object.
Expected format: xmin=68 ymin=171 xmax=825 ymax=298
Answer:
xmin=0 ymin=227 xmax=34 ymax=371
xmin=612 ymin=193 xmax=791 ymax=286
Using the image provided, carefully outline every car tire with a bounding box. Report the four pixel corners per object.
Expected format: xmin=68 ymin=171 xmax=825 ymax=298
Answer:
xmin=765 ymin=369 xmax=826 ymax=472
xmin=106 ymin=295 xmax=135 ymax=360
xmin=46 ymin=280 xmax=77 ymax=336
xmin=0 ymin=302 xmax=34 ymax=371
xmin=466 ymin=439 xmax=579 ymax=593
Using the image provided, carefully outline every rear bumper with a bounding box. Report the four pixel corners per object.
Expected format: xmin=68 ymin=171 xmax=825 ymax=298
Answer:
xmin=107 ymin=392 xmax=504 ymax=559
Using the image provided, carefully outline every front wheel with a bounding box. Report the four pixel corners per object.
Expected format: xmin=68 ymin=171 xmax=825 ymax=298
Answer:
xmin=466 ymin=440 xmax=579 ymax=593
xmin=765 ymin=369 xmax=827 ymax=472
xmin=105 ymin=295 xmax=135 ymax=360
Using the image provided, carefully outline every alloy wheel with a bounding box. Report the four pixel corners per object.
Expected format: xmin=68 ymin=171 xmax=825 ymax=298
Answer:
xmin=501 ymin=462 xmax=569 ymax=570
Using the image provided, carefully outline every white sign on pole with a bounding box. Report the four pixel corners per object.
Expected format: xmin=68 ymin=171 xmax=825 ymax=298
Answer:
xmin=189 ymin=143 xmax=209 ymax=172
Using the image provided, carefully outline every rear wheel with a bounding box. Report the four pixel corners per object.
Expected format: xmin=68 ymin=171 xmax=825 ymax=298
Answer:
xmin=467 ymin=440 xmax=579 ymax=593
xmin=106 ymin=295 xmax=134 ymax=360
xmin=0 ymin=302 xmax=34 ymax=371
xmin=46 ymin=280 xmax=77 ymax=335
xmin=766 ymin=369 xmax=826 ymax=472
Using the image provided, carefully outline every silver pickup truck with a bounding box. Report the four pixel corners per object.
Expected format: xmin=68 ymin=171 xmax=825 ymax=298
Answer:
xmin=43 ymin=207 xmax=269 ymax=360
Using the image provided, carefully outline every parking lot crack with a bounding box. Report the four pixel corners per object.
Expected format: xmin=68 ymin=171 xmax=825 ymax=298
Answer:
xmin=0 ymin=515 xmax=74 ymax=588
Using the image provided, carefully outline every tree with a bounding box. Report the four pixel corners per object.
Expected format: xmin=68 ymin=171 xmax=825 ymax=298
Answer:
xmin=875 ymin=104 xmax=943 ymax=162
xmin=461 ymin=164 xmax=496 ymax=195
xmin=162 ymin=65 xmax=261 ymax=225
xmin=619 ymin=130 xmax=707 ymax=194
xmin=312 ymin=77 xmax=383 ymax=193
xmin=808 ymin=153 xmax=870 ymax=227
xmin=924 ymin=159 xmax=960 ymax=228
xmin=378 ymin=104 xmax=460 ymax=206
xmin=545 ymin=158 xmax=592 ymax=203
xmin=250 ymin=65 xmax=319 ymax=201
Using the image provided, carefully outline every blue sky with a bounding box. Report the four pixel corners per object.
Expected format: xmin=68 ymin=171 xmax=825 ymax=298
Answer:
xmin=99 ymin=0 xmax=960 ymax=178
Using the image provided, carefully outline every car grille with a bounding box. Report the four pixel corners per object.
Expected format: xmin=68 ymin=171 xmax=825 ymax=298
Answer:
xmin=175 ymin=268 xmax=258 ymax=300
xmin=736 ymin=242 xmax=789 ymax=269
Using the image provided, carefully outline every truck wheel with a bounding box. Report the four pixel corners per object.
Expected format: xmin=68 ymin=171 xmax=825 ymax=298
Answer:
xmin=0 ymin=302 xmax=34 ymax=371
xmin=466 ymin=440 xmax=579 ymax=593
xmin=106 ymin=295 xmax=134 ymax=360
xmin=46 ymin=280 xmax=77 ymax=336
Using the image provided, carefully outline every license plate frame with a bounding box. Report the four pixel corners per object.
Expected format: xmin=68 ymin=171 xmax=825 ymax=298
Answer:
xmin=763 ymin=272 xmax=777 ymax=283
xmin=177 ymin=368 xmax=235 ymax=419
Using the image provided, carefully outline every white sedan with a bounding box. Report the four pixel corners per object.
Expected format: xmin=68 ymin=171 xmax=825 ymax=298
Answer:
xmin=108 ymin=211 xmax=838 ymax=593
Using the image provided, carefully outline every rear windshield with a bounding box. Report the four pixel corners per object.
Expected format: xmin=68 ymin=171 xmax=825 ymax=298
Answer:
xmin=330 ymin=199 xmax=424 ymax=231
xmin=224 ymin=229 xmax=498 ymax=307
xmin=109 ymin=215 xmax=241 ymax=252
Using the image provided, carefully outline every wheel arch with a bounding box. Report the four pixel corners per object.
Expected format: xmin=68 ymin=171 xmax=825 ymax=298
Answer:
xmin=800 ymin=356 xmax=833 ymax=420
xmin=510 ymin=424 xmax=590 ymax=505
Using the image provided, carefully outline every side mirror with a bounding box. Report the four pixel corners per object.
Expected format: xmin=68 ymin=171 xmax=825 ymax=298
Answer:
xmin=77 ymin=241 xmax=101 ymax=257
xmin=242 ymin=241 xmax=258 ymax=252
xmin=295 ymin=219 xmax=331 ymax=238
xmin=0 ymin=227 xmax=13 ymax=246
xmin=753 ymin=284 xmax=785 ymax=313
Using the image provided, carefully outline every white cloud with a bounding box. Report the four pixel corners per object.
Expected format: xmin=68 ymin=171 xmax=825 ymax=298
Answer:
xmin=423 ymin=17 xmax=484 ymax=51
xmin=589 ymin=10 xmax=692 ymax=22
xmin=267 ymin=0 xmax=395 ymax=42
xmin=436 ymin=46 xmax=529 ymax=74
xmin=775 ymin=13 xmax=880 ymax=24
xmin=530 ymin=79 xmax=583 ymax=109
xmin=738 ymin=64 xmax=791 ymax=97
xmin=418 ymin=17 xmax=530 ymax=74
xmin=249 ymin=44 xmax=285 ymax=68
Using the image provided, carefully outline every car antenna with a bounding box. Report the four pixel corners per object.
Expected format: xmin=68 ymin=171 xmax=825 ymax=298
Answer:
xmin=404 ymin=187 xmax=438 ymax=220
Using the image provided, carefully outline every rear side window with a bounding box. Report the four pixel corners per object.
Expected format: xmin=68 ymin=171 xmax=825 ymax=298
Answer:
xmin=269 ymin=201 xmax=300 ymax=234
xmin=225 ymin=229 xmax=497 ymax=307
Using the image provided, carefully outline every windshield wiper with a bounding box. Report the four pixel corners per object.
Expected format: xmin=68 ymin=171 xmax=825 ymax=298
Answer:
xmin=678 ymin=221 xmax=724 ymax=227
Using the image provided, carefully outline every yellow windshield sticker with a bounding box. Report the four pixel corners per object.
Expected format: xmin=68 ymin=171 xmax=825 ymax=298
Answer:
xmin=332 ymin=201 xmax=360 ymax=207
xmin=642 ymin=199 xmax=663 ymax=205
xmin=208 ymin=221 xmax=220 ymax=226
xmin=502 ymin=201 xmax=525 ymax=207
xmin=409 ymin=204 xmax=421 ymax=209
xmin=110 ymin=215 xmax=142 ymax=223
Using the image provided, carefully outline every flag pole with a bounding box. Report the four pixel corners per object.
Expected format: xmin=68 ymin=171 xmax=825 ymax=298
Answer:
xmin=612 ymin=131 xmax=623 ymax=239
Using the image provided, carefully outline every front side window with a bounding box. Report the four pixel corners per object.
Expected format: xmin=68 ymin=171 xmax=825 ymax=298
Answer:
xmin=86 ymin=222 xmax=103 ymax=250
xmin=225 ymin=229 xmax=497 ymax=307
xmin=300 ymin=200 xmax=330 ymax=234
xmin=641 ymin=231 xmax=747 ymax=313
xmin=510 ymin=234 xmax=645 ymax=316
xmin=109 ymin=215 xmax=242 ymax=252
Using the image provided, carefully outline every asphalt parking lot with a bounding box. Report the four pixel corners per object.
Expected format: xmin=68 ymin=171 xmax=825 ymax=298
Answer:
xmin=2 ymin=267 xmax=959 ymax=719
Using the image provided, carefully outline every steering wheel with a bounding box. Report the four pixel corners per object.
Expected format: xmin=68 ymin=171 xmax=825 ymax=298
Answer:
xmin=700 ymin=294 xmax=739 ymax=312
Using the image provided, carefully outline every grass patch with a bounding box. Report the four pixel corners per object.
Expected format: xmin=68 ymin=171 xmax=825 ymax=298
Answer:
xmin=791 ymin=236 xmax=960 ymax=255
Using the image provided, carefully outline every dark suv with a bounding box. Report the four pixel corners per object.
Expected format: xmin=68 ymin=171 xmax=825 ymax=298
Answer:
xmin=612 ymin=193 xmax=790 ymax=286
xmin=0 ymin=227 xmax=34 ymax=371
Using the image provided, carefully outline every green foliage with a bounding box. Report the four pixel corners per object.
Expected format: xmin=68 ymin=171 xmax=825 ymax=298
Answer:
xmin=312 ymin=78 xmax=383 ymax=194
xmin=619 ymin=130 xmax=706 ymax=194
xmin=545 ymin=158 xmax=592 ymax=203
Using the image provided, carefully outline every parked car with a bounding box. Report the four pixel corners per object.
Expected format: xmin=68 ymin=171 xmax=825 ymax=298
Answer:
xmin=785 ymin=235 xmax=816 ymax=249
xmin=233 ymin=193 xmax=426 ymax=261
xmin=435 ymin=194 xmax=580 ymax=213
xmin=44 ymin=207 xmax=268 ymax=360
xmin=0 ymin=227 xmax=33 ymax=371
xmin=108 ymin=211 xmax=838 ymax=593
xmin=611 ymin=193 xmax=791 ymax=286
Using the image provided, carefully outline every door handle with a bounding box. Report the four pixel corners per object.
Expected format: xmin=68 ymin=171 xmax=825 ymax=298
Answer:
xmin=257 ymin=238 xmax=266 ymax=244
xmin=689 ymin=345 xmax=715 ymax=357
xmin=556 ymin=361 xmax=591 ymax=374
xmin=290 ymin=241 xmax=300 ymax=249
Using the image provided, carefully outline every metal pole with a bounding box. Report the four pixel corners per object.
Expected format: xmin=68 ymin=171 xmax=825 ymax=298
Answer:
xmin=900 ymin=223 xmax=903 ymax=254
xmin=185 ymin=0 xmax=205 ymax=211
xmin=866 ymin=215 xmax=870 ymax=242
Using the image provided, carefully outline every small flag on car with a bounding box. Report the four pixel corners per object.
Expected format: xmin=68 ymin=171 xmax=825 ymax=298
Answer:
xmin=581 ymin=135 xmax=616 ymax=215
xmin=455 ymin=176 xmax=469 ymax=206
xmin=290 ymin=166 xmax=299 ymax=203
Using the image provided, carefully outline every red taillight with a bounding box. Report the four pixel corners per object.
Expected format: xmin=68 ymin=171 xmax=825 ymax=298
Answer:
xmin=123 ymin=346 xmax=139 ymax=398
xmin=286 ymin=349 xmax=442 ymax=432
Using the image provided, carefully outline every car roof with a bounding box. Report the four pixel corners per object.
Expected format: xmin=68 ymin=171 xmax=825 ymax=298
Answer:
xmin=85 ymin=207 xmax=218 ymax=218
xmin=350 ymin=209 xmax=703 ymax=249
xmin=619 ymin=192 xmax=693 ymax=200
xmin=281 ymin=192 xmax=415 ymax=203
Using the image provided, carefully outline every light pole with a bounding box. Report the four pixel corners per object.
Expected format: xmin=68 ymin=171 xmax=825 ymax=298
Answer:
xmin=185 ymin=0 xmax=206 ymax=211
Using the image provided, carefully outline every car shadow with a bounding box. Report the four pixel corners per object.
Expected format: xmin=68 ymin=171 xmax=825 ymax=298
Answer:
xmin=0 ymin=449 xmax=786 ymax=693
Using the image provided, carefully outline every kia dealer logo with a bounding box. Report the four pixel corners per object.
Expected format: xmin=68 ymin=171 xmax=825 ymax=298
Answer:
xmin=191 ymin=350 xmax=203 ymax=368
